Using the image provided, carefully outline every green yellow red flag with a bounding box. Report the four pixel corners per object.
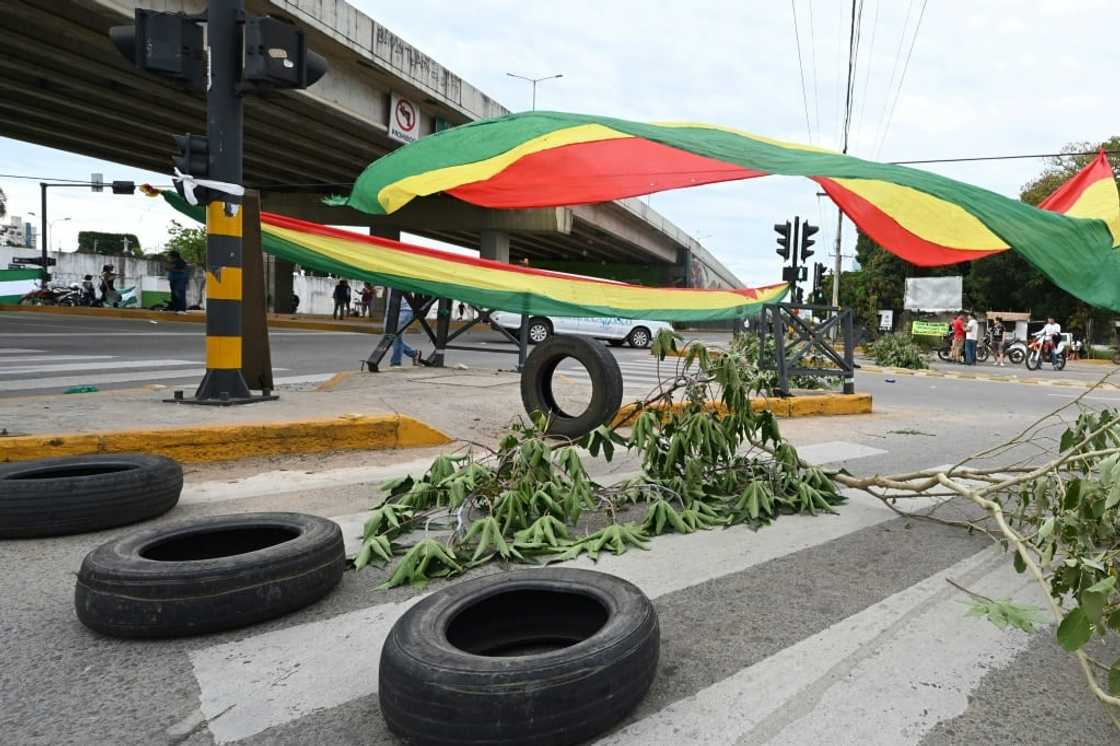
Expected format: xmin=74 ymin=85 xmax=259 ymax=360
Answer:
xmin=157 ymin=190 xmax=786 ymax=321
xmin=335 ymin=112 xmax=1120 ymax=312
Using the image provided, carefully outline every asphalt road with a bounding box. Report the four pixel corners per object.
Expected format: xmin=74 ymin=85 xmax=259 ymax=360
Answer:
xmin=3 ymin=309 xmax=1120 ymax=744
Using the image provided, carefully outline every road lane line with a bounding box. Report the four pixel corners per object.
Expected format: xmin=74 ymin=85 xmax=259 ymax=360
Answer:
xmin=0 ymin=368 xmax=208 ymax=391
xmin=0 ymin=359 xmax=198 ymax=374
xmin=598 ymin=549 xmax=1037 ymax=746
xmin=190 ymin=492 xmax=899 ymax=743
xmin=0 ymin=354 xmax=116 ymax=363
xmin=0 ymin=348 xmax=44 ymax=354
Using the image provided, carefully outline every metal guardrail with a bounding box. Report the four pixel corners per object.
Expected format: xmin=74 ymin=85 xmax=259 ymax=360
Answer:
xmin=757 ymin=302 xmax=855 ymax=396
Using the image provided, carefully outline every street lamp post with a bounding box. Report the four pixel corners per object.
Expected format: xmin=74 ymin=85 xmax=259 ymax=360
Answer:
xmin=506 ymin=72 xmax=563 ymax=111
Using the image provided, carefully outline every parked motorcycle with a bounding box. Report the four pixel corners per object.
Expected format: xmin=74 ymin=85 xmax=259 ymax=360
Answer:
xmin=18 ymin=284 xmax=70 ymax=306
xmin=1004 ymin=337 xmax=1028 ymax=366
xmin=936 ymin=329 xmax=990 ymax=363
xmin=1025 ymin=335 xmax=1066 ymax=371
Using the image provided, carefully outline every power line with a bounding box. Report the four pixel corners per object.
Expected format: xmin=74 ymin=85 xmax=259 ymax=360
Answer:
xmin=0 ymin=173 xmax=92 ymax=183
xmin=891 ymin=149 xmax=1120 ymax=166
xmin=853 ymin=0 xmax=881 ymax=146
xmin=807 ymin=0 xmax=822 ymax=140
xmin=841 ymin=0 xmax=864 ymax=152
xmin=870 ymin=0 xmax=914 ymax=156
xmin=789 ymin=0 xmax=815 ymax=144
xmin=875 ymin=0 xmax=928 ymax=159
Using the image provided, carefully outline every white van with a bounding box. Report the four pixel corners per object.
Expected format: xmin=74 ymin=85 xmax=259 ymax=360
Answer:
xmin=489 ymin=312 xmax=673 ymax=348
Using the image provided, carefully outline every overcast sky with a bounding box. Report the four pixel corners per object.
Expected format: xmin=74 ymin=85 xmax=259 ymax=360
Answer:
xmin=1 ymin=0 xmax=1117 ymax=287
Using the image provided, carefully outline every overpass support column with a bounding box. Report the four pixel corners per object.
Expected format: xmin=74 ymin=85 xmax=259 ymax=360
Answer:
xmin=480 ymin=229 xmax=510 ymax=263
xmin=270 ymin=257 xmax=295 ymax=313
xmin=370 ymin=225 xmax=400 ymax=321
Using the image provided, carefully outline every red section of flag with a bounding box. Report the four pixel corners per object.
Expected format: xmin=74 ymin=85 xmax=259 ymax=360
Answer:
xmin=815 ymin=178 xmax=1006 ymax=267
xmin=1037 ymin=151 xmax=1114 ymax=213
xmin=447 ymin=137 xmax=764 ymax=208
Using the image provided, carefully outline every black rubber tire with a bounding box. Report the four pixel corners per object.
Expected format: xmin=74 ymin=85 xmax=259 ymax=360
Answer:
xmin=936 ymin=347 xmax=951 ymax=362
xmin=627 ymin=326 xmax=652 ymax=348
xmin=74 ymin=512 xmax=344 ymax=638
xmin=1025 ymin=351 xmax=1042 ymax=371
xmin=0 ymin=454 xmax=182 ymax=539
xmin=520 ymin=334 xmax=624 ymax=438
xmin=527 ymin=317 xmax=552 ymax=345
xmin=1053 ymin=353 xmax=1067 ymax=371
xmin=1008 ymin=347 xmax=1025 ymax=365
xmin=379 ymin=568 xmax=659 ymax=746
xmin=976 ymin=344 xmax=990 ymax=363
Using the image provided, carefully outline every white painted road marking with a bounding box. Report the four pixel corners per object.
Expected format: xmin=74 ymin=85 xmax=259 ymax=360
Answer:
xmin=0 ymin=368 xmax=208 ymax=391
xmin=190 ymin=492 xmax=899 ymax=743
xmin=0 ymin=354 xmax=117 ymax=363
xmin=1046 ymin=392 xmax=1120 ymax=403
xmin=0 ymin=348 xmax=44 ymax=354
xmin=598 ymin=549 xmax=1038 ymax=746
xmin=0 ymin=358 xmax=198 ymax=375
xmin=796 ymin=440 xmax=888 ymax=464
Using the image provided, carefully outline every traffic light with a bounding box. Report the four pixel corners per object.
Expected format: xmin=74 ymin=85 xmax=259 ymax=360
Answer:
xmin=111 ymin=181 xmax=136 ymax=195
xmin=109 ymin=10 xmax=205 ymax=90
xmin=774 ymin=221 xmax=792 ymax=260
xmin=800 ymin=221 xmax=819 ymax=261
xmin=173 ymin=134 xmax=210 ymax=203
xmin=782 ymin=265 xmax=797 ymax=284
xmin=798 ymin=266 xmax=808 ymax=282
xmin=813 ymin=262 xmax=824 ymax=292
xmin=243 ymin=17 xmax=329 ymax=90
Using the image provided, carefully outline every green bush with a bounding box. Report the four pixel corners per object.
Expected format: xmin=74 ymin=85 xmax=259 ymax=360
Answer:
xmin=868 ymin=333 xmax=929 ymax=369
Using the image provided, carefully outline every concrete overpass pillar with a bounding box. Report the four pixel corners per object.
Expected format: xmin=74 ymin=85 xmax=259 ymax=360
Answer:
xmin=480 ymin=229 xmax=510 ymax=263
xmin=370 ymin=225 xmax=400 ymax=320
xmin=270 ymin=256 xmax=296 ymax=313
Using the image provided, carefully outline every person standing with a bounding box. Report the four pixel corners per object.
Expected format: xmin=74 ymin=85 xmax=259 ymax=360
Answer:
xmin=950 ymin=313 xmax=965 ymax=363
xmin=990 ymin=316 xmax=1006 ymax=366
xmin=361 ymin=282 xmax=373 ymax=317
xmin=166 ymin=250 xmax=189 ymax=313
xmin=332 ymin=279 xmax=348 ymax=320
xmin=99 ymin=264 xmax=119 ymax=307
xmin=964 ymin=313 xmax=979 ymax=365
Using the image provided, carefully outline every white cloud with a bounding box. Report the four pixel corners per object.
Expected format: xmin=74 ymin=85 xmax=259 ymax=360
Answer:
xmin=2 ymin=0 xmax=1117 ymax=289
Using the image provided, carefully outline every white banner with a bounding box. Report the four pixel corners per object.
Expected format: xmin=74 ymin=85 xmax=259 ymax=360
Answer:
xmin=904 ymin=276 xmax=962 ymax=312
xmin=388 ymin=93 xmax=420 ymax=144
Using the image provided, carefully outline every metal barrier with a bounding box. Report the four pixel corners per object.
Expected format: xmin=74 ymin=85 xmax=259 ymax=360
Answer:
xmin=363 ymin=293 xmax=529 ymax=372
xmin=757 ymin=303 xmax=855 ymax=395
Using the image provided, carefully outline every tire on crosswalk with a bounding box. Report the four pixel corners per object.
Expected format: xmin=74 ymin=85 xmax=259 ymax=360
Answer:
xmin=74 ymin=512 xmax=345 ymax=638
xmin=0 ymin=454 xmax=182 ymax=539
xmin=379 ymin=568 xmax=659 ymax=746
xmin=521 ymin=334 xmax=624 ymax=438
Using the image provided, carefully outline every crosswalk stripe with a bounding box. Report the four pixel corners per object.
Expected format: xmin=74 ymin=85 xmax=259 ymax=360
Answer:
xmin=0 ymin=359 xmax=198 ymax=375
xmin=0 ymin=355 xmax=117 ymax=363
xmin=0 ymin=348 xmax=44 ymax=354
xmin=0 ymin=368 xmax=208 ymax=391
xmin=189 ymin=492 xmax=899 ymax=743
xmin=599 ymin=549 xmax=1037 ymax=745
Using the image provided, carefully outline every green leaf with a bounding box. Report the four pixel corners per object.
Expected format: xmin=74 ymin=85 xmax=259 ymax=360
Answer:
xmin=1056 ymin=607 xmax=1093 ymax=651
xmin=964 ymin=598 xmax=1048 ymax=633
xmin=378 ymin=538 xmax=463 ymax=590
xmin=1062 ymin=479 xmax=1082 ymax=511
xmin=1012 ymin=551 xmax=1026 ymax=574
xmin=1037 ymin=516 xmax=1056 ymax=541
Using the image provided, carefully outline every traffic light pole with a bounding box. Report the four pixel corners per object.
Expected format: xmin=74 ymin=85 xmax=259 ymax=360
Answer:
xmin=190 ymin=0 xmax=261 ymax=404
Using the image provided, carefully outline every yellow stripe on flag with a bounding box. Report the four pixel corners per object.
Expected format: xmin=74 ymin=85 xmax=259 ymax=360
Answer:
xmin=377 ymin=124 xmax=632 ymax=213
xmin=1060 ymin=178 xmax=1120 ymax=246
xmin=832 ymin=177 xmax=1010 ymax=251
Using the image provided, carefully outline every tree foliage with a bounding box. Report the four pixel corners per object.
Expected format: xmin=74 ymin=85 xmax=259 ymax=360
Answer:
xmin=355 ymin=330 xmax=844 ymax=588
xmin=164 ymin=220 xmax=207 ymax=265
xmin=76 ymin=231 xmax=143 ymax=256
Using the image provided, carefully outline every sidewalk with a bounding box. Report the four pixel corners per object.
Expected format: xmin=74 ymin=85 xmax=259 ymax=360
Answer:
xmin=858 ymin=358 xmax=1120 ymax=390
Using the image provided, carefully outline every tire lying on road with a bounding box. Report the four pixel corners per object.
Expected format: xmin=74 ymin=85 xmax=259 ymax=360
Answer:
xmin=520 ymin=334 xmax=624 ymax=438
xmin=75 ymin=512 xmax=344 ymax=638
xmin=379 ymin=568 xmax=659 ymax=746
xmin=0 ymin=454 xmax=182 ymax=539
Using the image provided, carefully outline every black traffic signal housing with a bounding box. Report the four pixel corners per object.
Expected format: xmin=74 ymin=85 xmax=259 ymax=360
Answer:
xmin=173 ymin=134 xmax=210 ymax=203
xmin=109 ymin=10 xmax=205 ymax=90
xmin=782 ymin=265 xmax=798 ymax=284
xmin=110 ymin=181 xmax=136 ymax=195
xmin=813 ymin=262 xmax=824 ymax=292
xmin=774 ymin=221 xmax=792 ymax=260
xmin=800 ymin=221 xmax=819 ymax=262
xmin=243 ymin=17 xmax=328 ymax=90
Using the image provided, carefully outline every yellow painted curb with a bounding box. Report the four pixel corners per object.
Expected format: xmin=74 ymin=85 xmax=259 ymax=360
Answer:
xmin=611 ymin=393 xmax=872 ymax=426
xmin=316 ymin=371 xmax=355 ymax=392
xmin=0 ymin=414 xmax=452 ymax=464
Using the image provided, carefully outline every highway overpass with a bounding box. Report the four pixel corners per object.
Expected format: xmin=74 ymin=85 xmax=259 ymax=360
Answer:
xmin=0 ymin=0 xmax=742 ymax=288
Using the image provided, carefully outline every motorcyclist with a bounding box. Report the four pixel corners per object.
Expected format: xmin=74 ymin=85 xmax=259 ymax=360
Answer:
xmin=80 ymin=274 xmax=97 ymax=306
xmin=99 ymin=264 xmax=119 ymax=307
xmin=1034 ymin=317 xmax=1063 ymax=363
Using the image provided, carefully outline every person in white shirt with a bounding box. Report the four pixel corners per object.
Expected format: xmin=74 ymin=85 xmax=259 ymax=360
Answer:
xmin=1034 ymin=318 xmax=1062 ymax=363
xmin=964 ymin=313 xmax=979 ymax=365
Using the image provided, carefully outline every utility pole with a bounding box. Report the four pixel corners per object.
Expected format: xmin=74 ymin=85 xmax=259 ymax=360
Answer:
xmin=833 ymin=0 xmax=859 ymax=309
